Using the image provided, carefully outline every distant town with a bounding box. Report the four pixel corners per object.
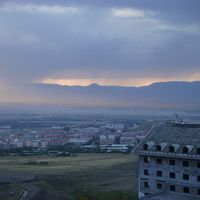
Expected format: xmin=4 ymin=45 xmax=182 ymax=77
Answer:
xmin=0 ymin=114 xmax=154 ymax=155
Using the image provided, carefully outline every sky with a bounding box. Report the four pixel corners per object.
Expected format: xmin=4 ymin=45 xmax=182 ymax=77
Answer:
xmin=0 ymin=0 xmax=200 ymax=91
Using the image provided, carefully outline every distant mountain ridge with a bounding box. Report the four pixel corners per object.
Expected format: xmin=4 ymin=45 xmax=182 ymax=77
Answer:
xmin=1 ymin=81 xmax=200 ymax=112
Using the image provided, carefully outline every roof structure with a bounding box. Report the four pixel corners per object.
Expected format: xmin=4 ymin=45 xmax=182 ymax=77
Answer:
xmin=134 ymin=122 xmax=200 ymax=159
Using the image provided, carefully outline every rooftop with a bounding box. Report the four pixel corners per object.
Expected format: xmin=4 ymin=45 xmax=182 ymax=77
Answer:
xmin=134 ymin=122 xmax=200 ymax=159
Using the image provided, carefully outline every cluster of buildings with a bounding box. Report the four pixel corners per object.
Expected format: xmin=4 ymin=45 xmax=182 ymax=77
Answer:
xmin=0 ymin=122 xmax=148 ymax=152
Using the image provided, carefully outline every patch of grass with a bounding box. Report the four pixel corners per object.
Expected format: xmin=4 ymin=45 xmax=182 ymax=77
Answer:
xmin=76 ymin=190 xmax=137 ymax=200
xmin=0 ymin=154 xmax=139 ymax=200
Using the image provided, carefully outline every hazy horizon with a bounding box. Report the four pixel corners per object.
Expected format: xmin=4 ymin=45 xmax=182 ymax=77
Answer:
xmin=0 ymin=0 xmax=200 ymax=109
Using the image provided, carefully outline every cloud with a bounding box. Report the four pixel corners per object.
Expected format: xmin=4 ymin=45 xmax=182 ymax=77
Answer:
xmin=0 ymin=0 xmax=199 ymax=90
xmin=1 ymin=0 xmax=199 ymax=21
xmin=0 ymin=29 xmax=40 ymax=45
xmin=0 ymin=3 xmax=79 ymax=15
xmin=112 ymin=8 xmax=154 ymax=18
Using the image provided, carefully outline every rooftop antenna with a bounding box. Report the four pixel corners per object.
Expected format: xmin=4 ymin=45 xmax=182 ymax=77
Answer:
xmin=174 ymin=114 xmax=179 ymax=123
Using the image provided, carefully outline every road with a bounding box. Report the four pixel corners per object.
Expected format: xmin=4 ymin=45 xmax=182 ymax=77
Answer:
xmin=18 ymin=184 xmax=30 ymax=200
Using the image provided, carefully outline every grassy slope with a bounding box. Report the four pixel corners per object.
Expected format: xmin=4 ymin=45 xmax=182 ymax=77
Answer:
xmin=0 ymin=154 xmax=138 ymax=200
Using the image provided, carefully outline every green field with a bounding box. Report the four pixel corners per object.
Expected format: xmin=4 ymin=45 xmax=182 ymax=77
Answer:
xmin=0 ymin=154 xmax=138 ymax=200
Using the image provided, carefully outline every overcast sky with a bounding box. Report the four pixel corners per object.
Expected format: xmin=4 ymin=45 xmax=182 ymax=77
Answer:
xmin=0 ymin=0 xmax=200 ymax=88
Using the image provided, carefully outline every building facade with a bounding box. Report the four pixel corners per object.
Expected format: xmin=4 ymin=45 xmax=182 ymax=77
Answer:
xmin=134 ymin=123 xmax=200 ymax=199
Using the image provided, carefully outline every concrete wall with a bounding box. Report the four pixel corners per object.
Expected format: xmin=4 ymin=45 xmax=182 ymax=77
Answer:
xmin=138 ymin=155 xmax=200 ymax=197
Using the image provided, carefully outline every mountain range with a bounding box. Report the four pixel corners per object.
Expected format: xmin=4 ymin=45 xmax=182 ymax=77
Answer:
xmin=5 ymin=81 xmax=197 ymax=112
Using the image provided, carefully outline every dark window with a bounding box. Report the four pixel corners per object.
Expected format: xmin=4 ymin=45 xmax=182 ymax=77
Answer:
xmin=144 ymin=157 xmax=150 ymax=163
xmin=197 ymin=176 xmax=200 ymax=182
xmin=197 ymin=161 xmax=200 ymax=168
xmin=170 ymin=172 xmax=176 ymax=179
xmin=157 ymin=171 xmax=162 ymax=177
xmin=170 ymin=185 xmax=176 ymax=192
xmin=143 ymin=144 xmax=148 ymax=150
xmin=156 ymin=145 xmax=161 ymax=151
xmin=183 ymin=187 xmax=189 ymax=193
xmin=182 ymin=147 xmax=189 ymax=154
xmin=168 ymin=145 xmax=175 ymax=152
xmin=144 ymin=181 xmax=149 ymax=188
xmin=157 ymin=183 xmax=162 ymax=190
xmin=197 ymin=148 xmax=200 ymax=154
xmin=198 ymin=189 xmax=200 ymax=195
xmin=169 ymin=159 xmax=175 ymax=166
xmin=183 ymin=174 xmax=189 ymax=180
xmin=156 ymin=158 xmax=162 ymax=164
xmin=144 ymin=169 xmax=149 ymax=176
xmin=183 ymin=160 xmax=189 ymax=167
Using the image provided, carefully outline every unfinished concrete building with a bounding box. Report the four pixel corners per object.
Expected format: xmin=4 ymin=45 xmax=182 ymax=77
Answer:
xmin=134 ymin=122 xmax=200 ymax=200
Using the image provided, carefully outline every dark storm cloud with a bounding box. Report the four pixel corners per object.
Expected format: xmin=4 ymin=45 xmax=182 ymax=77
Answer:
xmin=0 ymin=0 xmax=199 ymax=86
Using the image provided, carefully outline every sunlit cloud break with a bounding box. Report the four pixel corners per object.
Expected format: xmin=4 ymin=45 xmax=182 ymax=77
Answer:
xmin=112 ymin=8 xmax=154 ymax=18
xmin=0 ymin=3 xmax=79 ymax=15
xmin=39 ymin=73 xmax=200 ymax=87
xmin=40 ymin=78 xmax=157 ymax=87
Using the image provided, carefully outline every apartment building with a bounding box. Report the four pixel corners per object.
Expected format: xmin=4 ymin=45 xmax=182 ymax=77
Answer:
xmin=134 ymin=122 xmax=200 ymax=200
